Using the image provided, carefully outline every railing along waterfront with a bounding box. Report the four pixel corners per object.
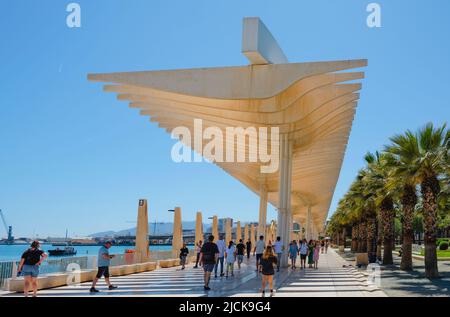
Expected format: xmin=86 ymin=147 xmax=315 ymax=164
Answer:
xmin=0 ymin=249 xmax=187 ymax=290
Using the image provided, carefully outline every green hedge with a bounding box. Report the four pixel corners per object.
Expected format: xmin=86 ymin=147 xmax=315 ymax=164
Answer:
xmin=436 ymin=238 xmax=449 ymax=246
xmin=439 ymin=241 xmax=449 ymax=251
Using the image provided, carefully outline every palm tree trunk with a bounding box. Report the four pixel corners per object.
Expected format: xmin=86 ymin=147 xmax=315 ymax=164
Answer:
xmin=357 ymin=222 xmax=363 ymax=253
xmin=422 ymin=176 xmax=440 ymax=278
xmin=367 ymin=216 xmax=377 ymax=262
xmin=376 ymin=214 xmax=383 ymax=261
xmin=359 ymin=221 xmax=368 ymax=253
xmin=381 ymin=197 xmax=394 ymax=265
xmin=339 ymin=228 xmax=346 ymax=251
xmin=351 ymin=225 xmax=358 ymax=252
xmin=400 ymin=184 xmax=417 ymax=271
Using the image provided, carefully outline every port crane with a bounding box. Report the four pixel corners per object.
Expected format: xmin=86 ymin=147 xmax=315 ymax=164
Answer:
xmin=0 ymin=209 xmax=14 ymax=243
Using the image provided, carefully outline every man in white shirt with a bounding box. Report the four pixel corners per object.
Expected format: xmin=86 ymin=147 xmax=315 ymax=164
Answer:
xmin=214 ymin=235 xmax=226 ymax=278
xmin=273 ymin=236 xmax=284 ymax=272
xmin=253 ymin=235 xmax=265 ymax=271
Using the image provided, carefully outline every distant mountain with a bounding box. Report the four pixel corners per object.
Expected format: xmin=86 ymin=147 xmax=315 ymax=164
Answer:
xmin=89 ymin=221 xmax=208 ymax=237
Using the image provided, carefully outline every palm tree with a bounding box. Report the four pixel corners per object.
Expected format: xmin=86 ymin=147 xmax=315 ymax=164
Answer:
xmin=385 ymin=131 xmax=419 ymax=271
xmin=365 ymin=151 xmax=397 ymax=265
xmin=386 ymin=123 xmax=448 ymax=278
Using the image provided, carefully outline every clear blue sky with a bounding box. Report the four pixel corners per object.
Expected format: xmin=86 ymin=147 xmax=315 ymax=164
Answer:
xmin=0 ymin=0 xmax=449 ymax=238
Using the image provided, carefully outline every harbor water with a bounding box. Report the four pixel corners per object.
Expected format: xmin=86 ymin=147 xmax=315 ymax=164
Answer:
xmin=0 ymin=244 xmax=176 ymax=262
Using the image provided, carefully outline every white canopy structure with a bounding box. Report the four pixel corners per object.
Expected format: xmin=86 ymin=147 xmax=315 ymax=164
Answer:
xmin=88 ymin=17 xmax=366 ymax=266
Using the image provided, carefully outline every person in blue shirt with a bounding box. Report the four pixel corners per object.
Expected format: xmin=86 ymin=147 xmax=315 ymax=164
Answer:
xmin=90 ymin=241 xmax=118 ymax=293
xmin=288 ymin=240 xmax=299 ymax=269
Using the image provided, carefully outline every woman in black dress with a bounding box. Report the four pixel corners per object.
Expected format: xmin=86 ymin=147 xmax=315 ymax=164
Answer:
xmin=258 ymin=245 xmax=277 ymax=297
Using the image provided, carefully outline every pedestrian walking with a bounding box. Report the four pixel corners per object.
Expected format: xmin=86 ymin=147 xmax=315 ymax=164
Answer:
xmin=314 ymin=241 xmax=321 ymax=269
xmin=299 ymin=239 xmax=308 ymax=269
xmin=253 ymin=235 xmax=265 ymax=272
xmin=259 ymin=245 xmax=277 ymax=297
xmin=199 ymin=235 xmax=219 ymax=291
xmin=288 ymin=240 xmax=299 ymax=269
xmin=180 ymin=243 xmax=189 ymax=270
xmin=273 ymin=236 xmax=283 ymax=272
xmin=90 ymin=241 xmax=118 ymax=293
xmin=225 ymin=241 xmax=236 ymax=277
xmin=193 ymin=240 xmax=202 ymax=268
xmin=236 ymin=239 xmax=245 ymax=269
xmin=307 ymin=240 xmax=315 ymax=268
xmin=246 ymin=239 xmax=252 ymax=259
xmin=214 ymin=235 xmax=226 ymax=278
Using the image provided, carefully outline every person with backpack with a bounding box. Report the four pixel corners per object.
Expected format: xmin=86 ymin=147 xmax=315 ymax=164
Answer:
xmin=17 ymin=240 xmax=48 ymax=297
xmin=299 ymin=239 xmax=308 ymax=269
xmin=199 ymin=235 xmax=219 ymax=291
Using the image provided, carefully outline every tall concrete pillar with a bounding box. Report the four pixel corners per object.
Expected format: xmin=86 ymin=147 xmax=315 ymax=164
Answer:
xmin=225 ymin=218 xmax=232 ymax=244
xmin=236 ymin=221 xmax=242 ymax=243
xmin=306 ymin=206 xmax=313 ymax=241
xmin=244 ymin=223 xmax=249 ymax=242
xmin=250 ymin=224 xmax=256 ymax=247
xmin=276 ymin=133 xmax=293 ymax=268
xmin=172 ymin=207 xmax=183 ymax=258
xmin=195 ymin=211 xmax=203 ymax=244
xmin=257 ymin=183 xmax=268 ymax=239
xmin=212 ymin=216 xmax=218 ymax=242
xmin=297 ymin=222 xmax=302 ymax=241
xmin=135 ymin=199 xmax=149 ymax=263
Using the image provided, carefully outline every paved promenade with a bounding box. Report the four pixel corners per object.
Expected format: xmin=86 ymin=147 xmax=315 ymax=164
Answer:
xmin=3 ymin=249 xmax=385 ymax=297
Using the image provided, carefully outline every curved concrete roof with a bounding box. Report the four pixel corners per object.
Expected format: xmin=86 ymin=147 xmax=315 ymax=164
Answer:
xmin=89 ymin=59 xmax=367 ymax=231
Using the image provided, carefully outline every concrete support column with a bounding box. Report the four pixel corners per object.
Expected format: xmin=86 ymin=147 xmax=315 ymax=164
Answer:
xmin=276 ymin=133 xmax=293 ymax=268
xmin=225 ymin=218 xmax=232 ymax=244
xmin=172 ymin=207 xmax=183 ymax=258
xmin=135 ymin=199 xmax=149 ymax=263
xmin=306 ymin=206 xmax=313 ymax=241
xmin=257 ymin=183 xmax=268 ymax=239
xmin=212 ymin=216 xmax=219 ymax=242
xmin=236 ymin=221 xmax=242 ymax=243
xmin=250 ymin=224 xmax=256 ymax=247
xmin=244 ymin=224 xmax=249 ymax=242
xmin=195 ymin=211 xmax=203 ymax=244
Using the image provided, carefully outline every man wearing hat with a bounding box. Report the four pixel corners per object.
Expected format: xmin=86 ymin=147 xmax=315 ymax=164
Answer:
xmin=90 ymin=241 xmax=118 ymax=293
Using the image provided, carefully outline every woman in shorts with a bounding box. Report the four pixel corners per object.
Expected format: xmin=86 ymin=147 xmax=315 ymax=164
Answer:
xmin=18 ymin=240 xmax=48 ymax=297
xmin=259 ymin=245 xmax=277 ymax=297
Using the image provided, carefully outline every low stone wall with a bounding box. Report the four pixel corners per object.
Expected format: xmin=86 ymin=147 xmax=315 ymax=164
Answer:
xmin=157 ymin=256 xmax=197 ymax=268
xmin=6 ymin=261 xmax=157 ymax=292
